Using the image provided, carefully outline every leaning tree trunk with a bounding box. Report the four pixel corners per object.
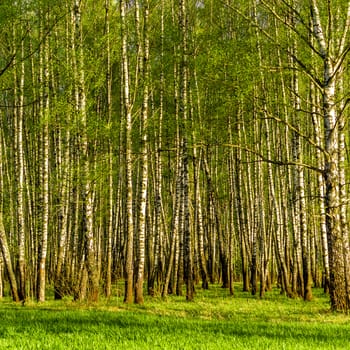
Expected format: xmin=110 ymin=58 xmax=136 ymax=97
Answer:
xmin=0 ymin=213 xmax=19 ymax=302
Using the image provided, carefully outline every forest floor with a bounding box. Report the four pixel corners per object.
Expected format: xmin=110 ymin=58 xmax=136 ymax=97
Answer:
xmin=0 ymin=284 xmax=348 ymax=349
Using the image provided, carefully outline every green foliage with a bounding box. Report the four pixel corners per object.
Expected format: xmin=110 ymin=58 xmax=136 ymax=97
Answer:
xmin=0 ymin=286 xmax=349 ymax=349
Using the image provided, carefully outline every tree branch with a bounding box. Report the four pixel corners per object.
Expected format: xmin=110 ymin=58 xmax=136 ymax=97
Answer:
xmin=222 ymin=143 xmax=323 ymax=174
xmin=221 ymin=0 xmax=323 ymax=90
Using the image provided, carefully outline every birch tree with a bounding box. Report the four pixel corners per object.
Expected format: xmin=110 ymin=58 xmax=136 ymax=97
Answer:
xmin=120 ymin=0 xmax=135 ymax=304
xmin=309 ymin=0 xmax=350 ymax=312
xmin=135 ymin=0 xmax=150 ymax=304
xmin=37 ymin=8 xmax=50 ymax=302
xmin=253 ymin=0 xmax=350 ymax=311
xmin=179 ymin=0 xmax=194 ymax=301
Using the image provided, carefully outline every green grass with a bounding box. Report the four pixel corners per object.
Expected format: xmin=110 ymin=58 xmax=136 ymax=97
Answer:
xmin=0 ymin=285 xmax=349 ymax=349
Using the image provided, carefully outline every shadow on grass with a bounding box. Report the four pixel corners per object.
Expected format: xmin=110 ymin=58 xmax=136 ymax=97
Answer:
xmin=0 ymin=305 xmax=348 ymax=349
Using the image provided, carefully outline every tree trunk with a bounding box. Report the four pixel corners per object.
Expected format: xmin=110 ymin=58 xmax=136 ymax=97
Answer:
xmin=16 ymin=36 xmax=27 ymax=302
xmin=311 ymin=0 xmax=350 ymax=311
xmin=0 ymin=213 xmax=20 ymax=302
xmin=120 ymin=0 xmax=134 ymax=304
xmin=135 ymin=0 xmax=150 ymax=305
xmin=37 ymin=14 xmax=50 ymax=302
xmin=73 ymin=0 xmax=99 ymax=302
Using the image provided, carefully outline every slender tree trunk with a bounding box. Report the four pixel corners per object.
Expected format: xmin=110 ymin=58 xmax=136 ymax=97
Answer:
xmin=311 ymin=85 xmax=329 ymax=293
xmin=291 ymin=44 xmax=312 ymax=301
xmin=148 ymin=1 xmax=164 ymax=292
xmin=195 ymin=152 xmax=209 ymax=289
xmin=162 ymin=154 xmax=181 ymax=297
xmin=16 ymin=35 xmax=27 ymax=302
xmin=105 ymin=0 xmax=113 ymax=300
xmin=253 ymin=2 xmax=293 ymax=297
xmin=73 ymin=0 xmax=99 ymax=302
xmin=338 ymin=73 xmax=350 ymax=308
xmin=37 ymin=13 xmax=50 ymax=302
xmin=135 ymin=0 xmax=150 ymax=304
xmin=55 ymin=5 xmax=73 ymax=298
xmin=178 ymin=0 xmax=193 ymax=301
xmin=121 ymin=0 xmax=134 ymax=304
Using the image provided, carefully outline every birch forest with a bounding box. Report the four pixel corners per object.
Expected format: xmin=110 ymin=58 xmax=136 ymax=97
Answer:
xmin=1 ymin=0 xmax=350 ymax=313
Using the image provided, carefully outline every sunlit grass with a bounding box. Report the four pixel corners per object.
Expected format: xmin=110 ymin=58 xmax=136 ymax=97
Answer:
xmin=0 ymin=284 xmax=349 ymax=349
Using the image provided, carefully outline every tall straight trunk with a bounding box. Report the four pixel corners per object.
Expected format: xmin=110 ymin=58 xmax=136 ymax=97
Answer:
xmin=148 ymin=0 xmax=165 ymax=296
xmin=338 ymin=74 xmax=350 ymax=308
xmin=0 ymin=126 xmax=19 ymax=301
xmin=203 ymin=154 xmax=229 ymax=289
xmin=54 ymin=4 xmax=71 ymax=298
xmin=194 ymin=152 xmax=209 ymax=289
xmin=311 ymin=87 xmax=329 ymax=292
xmin=322 ymin=61 xmax=344 ymax=311
xmin=157 ymin=0 xmax=166 ymax=292
xmin=37 ymin=15 xmax=50 ymax=303
xmin=291 ymin=44 xmax=312 ymax=301
xmin=171 ymin=0 xmax=183 ymax=297
xmin=69 ymin=139 xmax=82 ymax=295
xmin=121 ymin=0 xmax=134 ymax=304
xmin=176 ymin=161 xmax=185 ymax=296
xmin=54 ymin=129 xmax=70 ymax=299
xmin=163 ymin=28 xmax=182 ymax=296
xmin=73 ymin=0 xmax=99 ymax=302
xmin=179 ymin=0 xmax=193 ymax=301
xmin=162 ymin=146 xmax=181 ymax=297
xmin=228 ymin=156 xmax=235 ymax=296
xmin=191 ymin=62 xmax=209 ymax=290
xmin=135 ymin=0 xmax=150 ymax=305
xmin=15 ymin=35 xmax=27 ymax=302
xmin=228 ymin=115 xmax=237 ymax=296
xmin=299 ymin=156 xmax=313 ymax=301
xmin=234 ymin=122 xmax=249 ymax=291
xmin=105 ymin=0 xmax=113 ymax=299
xmin=249 ymin=116 xmax=260 ymax=297
xmin=289 ymin=55 xmax=303 ymax=297
xmin=182 ymin=136 xmax=193 ymax=300
xmin=253 ymin=2 xmax=293 ymax=297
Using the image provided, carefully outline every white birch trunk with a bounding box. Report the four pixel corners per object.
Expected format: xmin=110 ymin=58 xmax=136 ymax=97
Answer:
xmin=73 ymin=0 xmax=99 ymax=301
xmin=105 ymin=0 xmax=113 ymax=300
xmin=311 ymin=85 xmax=329 ymax=292
xmin=120 ymin=0 xmax=134 ymax=304
xmin=16 ymin=35 xmax=27 ymax=302
xmin=311 ymin=0 xmax=350 ymax=311
xmin=135 ymin=0 xmax=150 ymax=304
xmin=179 ymin=0 xmax=194 ymax=301
xmin=253 ymin=3 xmax=292 ymax=296
xmin=37 ymin=24 xmax=50 ymax=302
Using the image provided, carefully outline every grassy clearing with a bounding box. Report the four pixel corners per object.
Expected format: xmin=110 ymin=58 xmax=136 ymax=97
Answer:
xmin=0 ymin=285 xmax=349 ymax=349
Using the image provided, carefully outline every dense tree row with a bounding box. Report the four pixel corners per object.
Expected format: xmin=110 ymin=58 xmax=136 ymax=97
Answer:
xmin=1 ymin=0 xmax=350 ymax=312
